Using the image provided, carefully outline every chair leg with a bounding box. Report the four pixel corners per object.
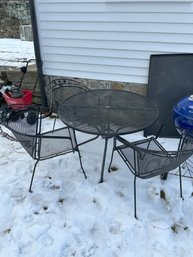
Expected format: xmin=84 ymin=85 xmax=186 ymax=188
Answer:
xmin=108 ymin=137 xmax=116 ymax=173
xmin=77 ymin=149 xmax=87 ymax=179
xmin=179 ymin=165 xmax=183 ymax=200
xmin=134 ymin=175 xmax=137 ymax=219
xmin=99 ymin=137 xmax=109 ymax=183
xmin=52 ymin=117 xmax=57 ymax=131
xmin=108 ymin=150 xmax=114 ymax=173
xmin=160 ymin=172 xmax=168 ymax=180
xmin=29 ymin=159 xmax=39 ymax=193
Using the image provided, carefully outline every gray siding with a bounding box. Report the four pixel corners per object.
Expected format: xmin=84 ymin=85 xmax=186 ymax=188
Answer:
xmin=35 ymin=0 xmax=193 ymax=83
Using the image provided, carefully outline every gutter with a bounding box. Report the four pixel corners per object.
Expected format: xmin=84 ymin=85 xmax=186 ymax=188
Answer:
xmin=28 ymin=0 xmax=47 ymax=107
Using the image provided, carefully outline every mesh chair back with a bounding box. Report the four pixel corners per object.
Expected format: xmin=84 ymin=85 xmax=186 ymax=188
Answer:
xmin=12 ymin=130 xmax=37 ymax=158
xmin=3 ymin=106 xmax=77 ymax=160
xmin=48 ymin=78 xmax=89 ymax=113
xmin=5 ymin=107 xmax=39 ymax=158
xmin=117 ymin=136 xmax=193 ymax=179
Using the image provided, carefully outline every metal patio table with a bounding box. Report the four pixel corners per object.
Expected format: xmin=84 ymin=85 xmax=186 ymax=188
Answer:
xmin=58 ymin=89 xmax=159 ymax=182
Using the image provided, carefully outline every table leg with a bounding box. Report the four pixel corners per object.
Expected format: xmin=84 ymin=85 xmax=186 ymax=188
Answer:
xmin=99 ymin=137 xmax=109 ymax=183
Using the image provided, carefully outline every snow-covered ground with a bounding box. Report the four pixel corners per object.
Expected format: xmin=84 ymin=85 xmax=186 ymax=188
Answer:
xmin=0 ymin=38 xmax=193 ymax=257
xmin=0 ymin=38 xmax=35 ymax=67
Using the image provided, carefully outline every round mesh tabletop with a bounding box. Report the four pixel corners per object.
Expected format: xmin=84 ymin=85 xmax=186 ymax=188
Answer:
xmin=58 ymin=89 xmax=159 ymax=137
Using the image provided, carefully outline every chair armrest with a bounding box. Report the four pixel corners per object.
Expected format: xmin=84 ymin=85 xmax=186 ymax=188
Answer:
xmin=116 ymin=135 xmax=166 ymax=154
xmin=116 ymin=135 xmax=150 ymax=152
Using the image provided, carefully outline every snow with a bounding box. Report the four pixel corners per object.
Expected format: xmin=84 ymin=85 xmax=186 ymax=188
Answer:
xmin=0 ymin=38 xmax=35 ymax=67
xmin=1 ymin=38 xmax=193 ymax=257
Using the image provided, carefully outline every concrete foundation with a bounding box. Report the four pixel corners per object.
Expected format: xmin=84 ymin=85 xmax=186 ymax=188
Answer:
xmin=45 ymin=75 xmax=147 ymax=96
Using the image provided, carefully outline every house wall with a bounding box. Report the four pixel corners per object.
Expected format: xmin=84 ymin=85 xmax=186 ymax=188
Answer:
xmin=34 ymin=0 xmax=193 ymax=85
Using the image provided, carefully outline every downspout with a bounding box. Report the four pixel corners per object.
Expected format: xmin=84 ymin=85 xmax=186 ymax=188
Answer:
xmin=29 ymin=0 xmax=47 ymax=107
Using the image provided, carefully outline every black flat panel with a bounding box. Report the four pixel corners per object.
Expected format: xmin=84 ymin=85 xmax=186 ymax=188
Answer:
xmin=144 ymin=54 xmax=193 ymax=138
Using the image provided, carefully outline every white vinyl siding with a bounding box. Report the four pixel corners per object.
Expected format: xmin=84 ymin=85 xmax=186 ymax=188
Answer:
xmin=34 ymin=0 xmax=193 ymax=84
xmin=107 ymin=0 xmax=193 ymax=2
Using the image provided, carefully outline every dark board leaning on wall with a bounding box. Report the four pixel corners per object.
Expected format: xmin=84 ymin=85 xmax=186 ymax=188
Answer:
xmin=144 ymin=54 xmax=193 ymax=138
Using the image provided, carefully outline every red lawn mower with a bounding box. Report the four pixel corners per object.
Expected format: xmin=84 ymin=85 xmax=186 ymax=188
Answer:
xmin=0 ymin=59 xmax=42 ymax=109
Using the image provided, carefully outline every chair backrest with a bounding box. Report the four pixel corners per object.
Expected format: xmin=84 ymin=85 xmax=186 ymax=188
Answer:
xmin=48 ymin=78 xmax=89 ymax=113
xmin=1 ymin=106 xmax=40 ymax=158
xmin=116 ymin=136 xmax=193 ymax=179
xmin=1 ymin=105 xmax=77 ymax=160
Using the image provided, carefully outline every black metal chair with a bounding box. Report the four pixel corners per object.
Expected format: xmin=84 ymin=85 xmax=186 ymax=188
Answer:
xmin=108 ymin=134 xmax=193 ymax=219
xmin=48 ymin=78 xmax=89 ymax=114
xmin=48 ymin=77 xmax=99 ymax=145
xmin=0 ymin=104 xmax=87 ymax=192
